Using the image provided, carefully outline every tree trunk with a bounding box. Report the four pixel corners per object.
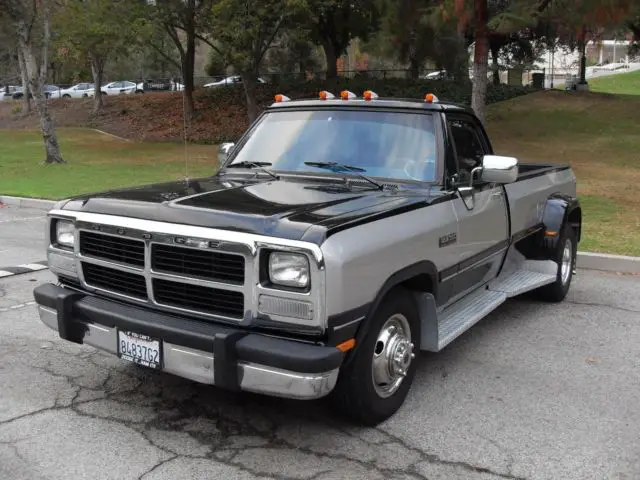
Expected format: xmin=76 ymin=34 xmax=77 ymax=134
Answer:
xmin=90 ymin=55 xmax=104 ymax=114
xmin=490 ymin=42 xmax=500 ymax=86
xmin=20 ymin=45 xmax=64 ymax=163
xmin=321 ymin=39 xmax=338 ymax=79
xmin=578 ymin=27 xmax=587 ymax=85
xmin=182 ymin=29 xmax=196 ymax=121
xmin=242 ymin=73 xmax=259 ymax=123
xmin=408 ymin=44 xmax=420 ymax=80
xmin=13 ymin=2 xmax=64 ymax=164
xmin=471 ymin=0 xmax=489 ymax=125
xmin=17 ymin=48 xmax=31 ymax=113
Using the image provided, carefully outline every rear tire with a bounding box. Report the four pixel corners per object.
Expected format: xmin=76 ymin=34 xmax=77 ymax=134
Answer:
xmin=330 ymin=288 xmax=420 ymax=426
xmin=535 ymin=224 xmax=576 ymax=302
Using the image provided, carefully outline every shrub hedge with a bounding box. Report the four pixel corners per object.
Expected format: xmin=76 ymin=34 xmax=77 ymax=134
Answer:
xmin=194 ymin=78 xmax=539 ymax=143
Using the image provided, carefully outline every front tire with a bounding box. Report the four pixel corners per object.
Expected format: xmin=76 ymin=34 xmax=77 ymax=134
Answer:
xmin=330 ymin=288 xmax=420 ymax=426
xmin=536 ymin=224 xmax=576 ymax=302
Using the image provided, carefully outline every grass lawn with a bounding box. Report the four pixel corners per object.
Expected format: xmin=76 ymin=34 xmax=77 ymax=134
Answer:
xmin=0 ymin=128 xmax=217 ymax=199
xmin=487 ymin=90 xmax=640 ymax=256
xmin=589 ymin=70 xmax=640 ymax=95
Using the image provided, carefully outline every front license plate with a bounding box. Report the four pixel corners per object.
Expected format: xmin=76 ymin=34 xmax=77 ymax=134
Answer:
xmin=117 ymin=331 xmax=161 ymax=369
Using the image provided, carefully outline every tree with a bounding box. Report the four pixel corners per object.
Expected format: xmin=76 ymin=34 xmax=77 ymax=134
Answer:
xmin=302 ymin=0 xmax=379 ymax=78
xmin=151 ymin=0 xmax=213 ymax=121
xmin=435 ymin=0 xmax=555 ymax=123
xmin=3 ymin=0 xmax=64 ymax=164
xmin=207 ymin=0 xmax=299 ymax=122
xmin=549 ymin=0 xmax=635 ymax=86
xmin=54 ymin=0 xmax=145 ymax=114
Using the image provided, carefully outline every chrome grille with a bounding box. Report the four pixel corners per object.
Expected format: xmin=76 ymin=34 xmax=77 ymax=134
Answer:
xmin=76 ymin=228 xmax=248 ymax=321
xmin=80 ymin=231 xmax=145 ymax=267
xmin=82 ymin=262 xmax=148 ymax=300
xmin=151 ymin=244 xmax=245 ymax=284
xmin=153 ymin=279 xmax=244 ymax=318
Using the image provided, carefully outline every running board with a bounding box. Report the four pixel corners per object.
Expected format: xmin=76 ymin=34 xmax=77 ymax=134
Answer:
xmin=488 ymin=260 xmax=557 ymax=297
xmin=425 ymin=259 xmax=558 ymax=352
xmin=435 ymin=288 xmax=507 ymax=351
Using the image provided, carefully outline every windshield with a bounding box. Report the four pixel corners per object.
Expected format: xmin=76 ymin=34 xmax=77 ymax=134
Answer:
xmin=228 ymin=109 xmax=438 ymax=182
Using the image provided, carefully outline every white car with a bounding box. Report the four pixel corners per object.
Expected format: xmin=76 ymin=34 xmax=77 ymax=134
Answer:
xmin=203 ymin=75 xmax=266 ymax=88
xmin=0 ymin=85 xmax=20 ymax=101
xmin=100 ymin=81 xmax=144 ymax=95
xmin=60 ymin=83 xmax=95 ymax=98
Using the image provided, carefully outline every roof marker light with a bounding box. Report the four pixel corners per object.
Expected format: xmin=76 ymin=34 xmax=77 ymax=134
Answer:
xmin=340 ymin=90 xmax=356 ymax=100
xmin=424 ymin=93 xmax=439 ymax=103
xmin=274 ymin=94 xmax=290 ymax=102
xmin=363 ymin=90 xmax=378 ymax=101
xmin=319 ymin=90 xmax=335 ymax=100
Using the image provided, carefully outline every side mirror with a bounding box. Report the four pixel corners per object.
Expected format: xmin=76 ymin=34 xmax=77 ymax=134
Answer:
xmin=218 ymin=142 xmax=235 ymax=165
xmin=480 ymin=155 xmax=519 ymax=184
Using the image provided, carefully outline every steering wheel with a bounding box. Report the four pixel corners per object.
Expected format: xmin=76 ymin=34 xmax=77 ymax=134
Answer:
xmin=403 ymin=158 xmax=437 ymax=181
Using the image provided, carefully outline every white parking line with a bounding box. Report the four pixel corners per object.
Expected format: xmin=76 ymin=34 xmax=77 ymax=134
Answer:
xmin=21 ymin=263 xmax=49 ymax=271
xmin=0 ymin=216 xmax=45 ymax=223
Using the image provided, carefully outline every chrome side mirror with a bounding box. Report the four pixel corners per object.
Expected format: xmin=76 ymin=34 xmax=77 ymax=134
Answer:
xmin=218 ymin=142 xmax=235 ymax=165
xmin=480 ymin=155 xmax=519 ymax=184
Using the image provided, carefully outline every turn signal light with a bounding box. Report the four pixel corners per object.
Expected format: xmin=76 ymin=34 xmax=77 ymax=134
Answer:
xmin=363 ymin=90 xmax=378 ymax=101
xmin=336 ymin=338 xmax=356 ymax=352
xmin=274 ymin=94 xmax=290 ymax=102
xmin=319 ymin=90 xmax=335 ymax=100
xmin=340 ymin=90 xmax=356 ymax=100
xmin=424 ymin=93 xmax=439 ymax=103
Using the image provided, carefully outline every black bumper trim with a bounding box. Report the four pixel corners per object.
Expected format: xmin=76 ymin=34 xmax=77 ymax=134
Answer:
xmin=34 ymin=283 xmax=343 ymax=375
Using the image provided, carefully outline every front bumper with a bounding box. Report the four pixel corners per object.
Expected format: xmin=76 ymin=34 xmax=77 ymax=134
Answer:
xmin=33 ymin=283 xmax=342 ymax=400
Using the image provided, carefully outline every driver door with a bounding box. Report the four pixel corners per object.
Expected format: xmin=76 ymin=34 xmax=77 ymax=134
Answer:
xmin=446 ymin=114 xmax=509 ymax=302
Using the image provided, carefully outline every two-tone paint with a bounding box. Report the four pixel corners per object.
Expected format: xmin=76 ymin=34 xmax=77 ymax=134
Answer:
xmin=43 ymin=98 xmax=581 ymax=354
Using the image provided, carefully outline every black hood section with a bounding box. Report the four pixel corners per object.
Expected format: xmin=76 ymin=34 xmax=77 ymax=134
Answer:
xmin=60 ymin=176 xmax=437 ymax=245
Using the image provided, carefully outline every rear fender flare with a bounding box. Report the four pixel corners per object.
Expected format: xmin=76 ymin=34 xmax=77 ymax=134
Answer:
xmin=541 ymin=194 xmax=581 ymax=252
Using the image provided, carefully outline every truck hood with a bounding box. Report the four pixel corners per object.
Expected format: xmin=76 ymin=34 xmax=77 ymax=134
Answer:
xmin=58 ymin=176 xmax=434 ymax=245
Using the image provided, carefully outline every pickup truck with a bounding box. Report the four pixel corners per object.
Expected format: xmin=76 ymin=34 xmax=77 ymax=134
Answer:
xmin=33 ymin=90 xmax=582 ymax=426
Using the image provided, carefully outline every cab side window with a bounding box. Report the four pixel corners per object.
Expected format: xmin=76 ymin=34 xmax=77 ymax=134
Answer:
xmin=448 ymin=118 xmax=487 ymax=184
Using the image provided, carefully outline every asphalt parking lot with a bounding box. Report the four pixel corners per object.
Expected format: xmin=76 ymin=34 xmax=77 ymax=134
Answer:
xmin=1 ymin=205 xmax=639 ymax=480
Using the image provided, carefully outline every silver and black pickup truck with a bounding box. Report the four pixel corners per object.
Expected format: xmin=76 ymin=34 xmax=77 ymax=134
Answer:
xmin=33 ymin=90 xmax=582 ymax=425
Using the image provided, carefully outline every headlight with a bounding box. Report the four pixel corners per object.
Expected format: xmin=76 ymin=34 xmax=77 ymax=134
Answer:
xmin=268 ymin=252 xmax=309 ymax=288
xmin=55 ymin=220 xmax=75 ymax=248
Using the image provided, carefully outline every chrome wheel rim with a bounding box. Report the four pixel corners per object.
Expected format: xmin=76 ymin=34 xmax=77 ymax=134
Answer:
xmin=560 ymin=239 xmax=573 ymax=285
xmin=371 ymin=314 xmax=415 ymax=398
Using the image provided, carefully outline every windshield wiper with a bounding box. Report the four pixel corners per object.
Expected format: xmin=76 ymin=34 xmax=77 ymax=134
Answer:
xmin=225 ymin=161 xmax=279 ymax=180
xmin=303 ymin=161 xmax=383 ymax=190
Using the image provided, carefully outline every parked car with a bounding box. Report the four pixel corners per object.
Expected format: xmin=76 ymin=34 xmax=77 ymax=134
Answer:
xmin=0 ymin=85 xmax=20 ymax=101
xmin=33 ymin=89 xmax=581 ymax=426
xmin=137 ymin=79 xmax=185 ymax=92
xmin=100 ymin=80 xmax=144 ymax=95
xmin=203 ymin=75 xmax=267 ymax=88
xmin=424 ymin=70 xmax=448 ymax=80
xmin=60 ymin=83 xmax=95 ymax=98
xmin=12 ymin=84 xmax=62 ymax=100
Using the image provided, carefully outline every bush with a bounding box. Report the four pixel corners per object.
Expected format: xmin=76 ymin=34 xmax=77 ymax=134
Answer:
xmin=193 ymin=78 xmax=538 ymax=143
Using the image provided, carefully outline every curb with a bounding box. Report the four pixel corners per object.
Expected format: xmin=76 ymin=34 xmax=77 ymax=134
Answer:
xmin=0 ymin=195 xmax=57 ymax=210
xmin=576 ymin=252 xmax=640 ymax=275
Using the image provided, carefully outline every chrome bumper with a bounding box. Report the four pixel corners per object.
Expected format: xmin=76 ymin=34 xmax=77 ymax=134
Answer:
xmin=37 ymin=305 xmax=339 ymax=400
